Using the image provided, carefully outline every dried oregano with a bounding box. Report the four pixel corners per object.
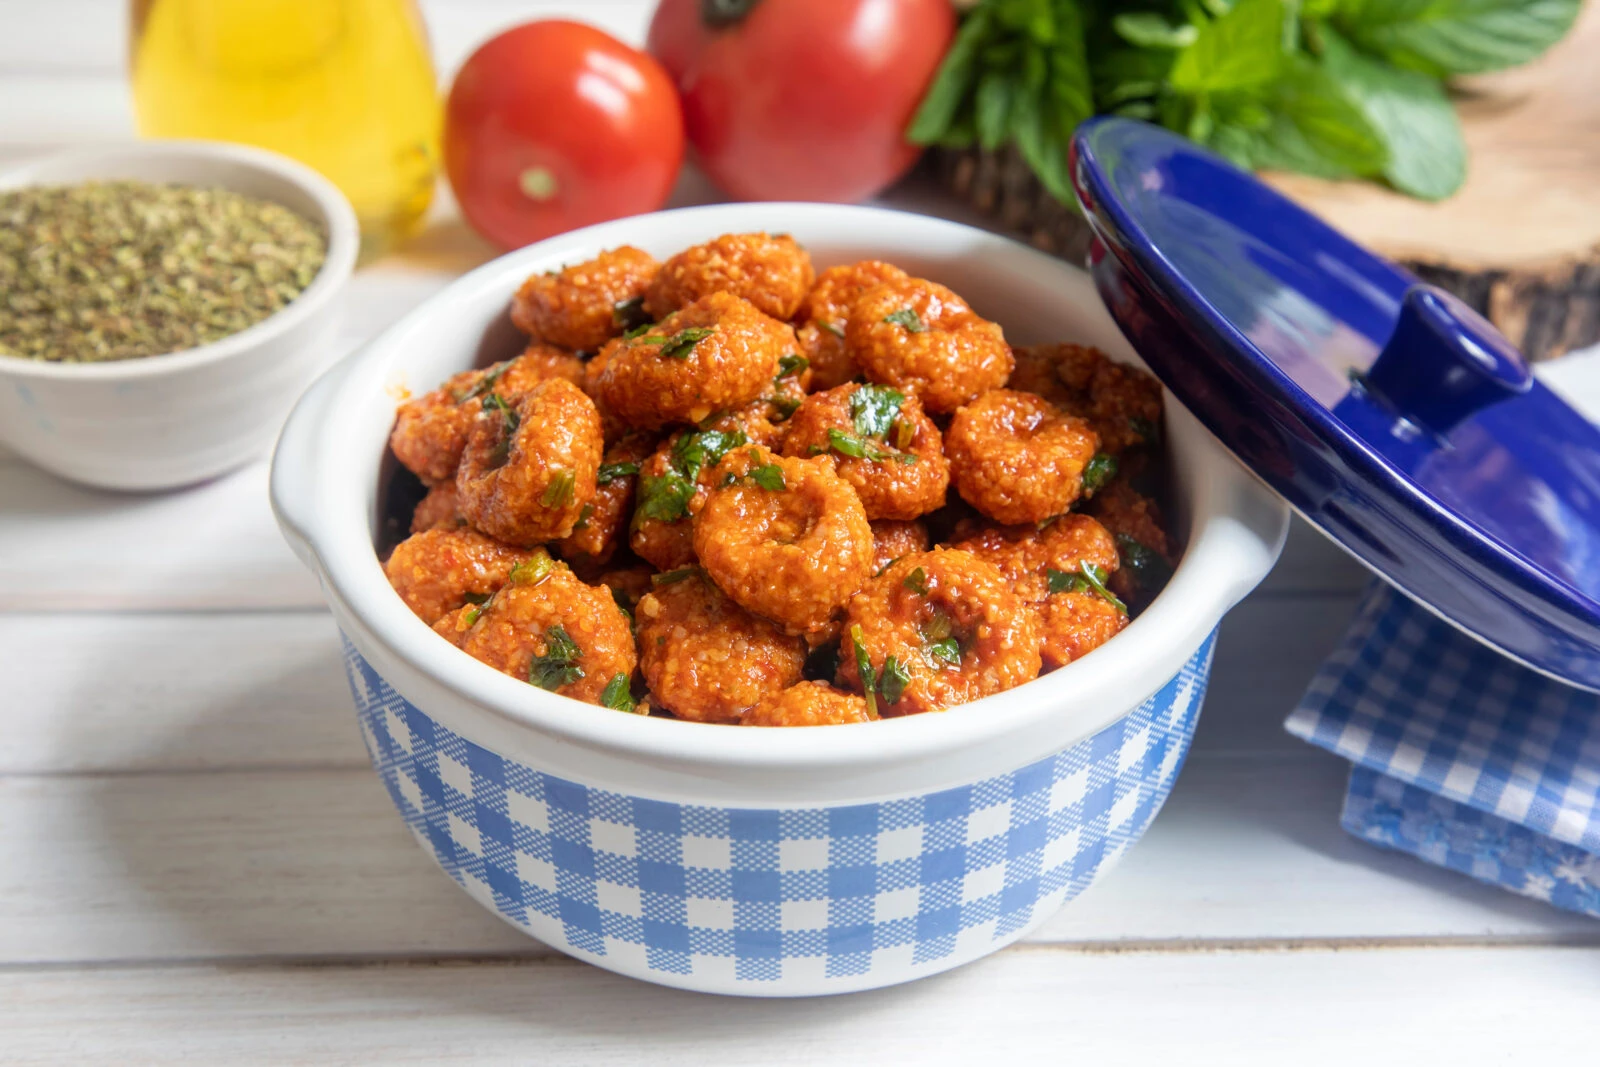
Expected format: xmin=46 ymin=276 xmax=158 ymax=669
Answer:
xmin=0 ymin=180 xmax=327 ymax=363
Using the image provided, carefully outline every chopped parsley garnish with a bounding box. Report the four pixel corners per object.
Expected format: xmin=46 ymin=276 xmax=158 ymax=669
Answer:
xmin=1046 ymin=562 xmax=1128 ymax=615
xmin=651 ymin=567 xmax=699 ymax=586
xmin=622 ymin=321 xmax=657 ymax=340
xmin=600 ymin=672 xmax=639 ymax=713
xmin=1082 ymin=453 xmax=1118 ymax=495
xmin=509 ymin=552 xmax=554 ymax=586
xmin=455 ymin=360 xmax=510 ymax=403
xmin=657 ymin=326 xmax=714 ymax=360
xmin=749 ymin=464 xmax=786 ymax=491
xmin=777 ymin=353 xmax=808 ymax=379
xmin=819 ymin=427 xmax=917 ymax=465
xmin=672 ymin=428 xmax=747 ymax=482
xmin=1128 ymin=415 xmax=1160 ymax=445
xmin=572 ymin=503 xmax=593 ymax=530
xmin=882 ymin=308 xmax=925 ymax=333
xmin=850 ymin=624 xmax=879 ymax=720
xmin=1116 ymin=533 xmax=1174 ymax=592
xmin=596 ymin=460 xmax=639 ymax=486
xmin=850 ymin=384 xmax=905 ymax=438
xmin=925 ymin=637 xmax=961 ymax=666
xmin=482 ymin=392 xmax=520 ymax=467
xmin=612 ymin=295 xmax=649 ymax=330
xmin=541 ymin=468 xmax=576 ymax=509
xmin=635 ymin=473 xmax=696 ymax=523
xmin=878 ymin=655 xmax=911 ymax=706
xmin=920 ymin=609 xmax=954 ymax=643
xmin=903 ymin=567 xmax=929 ymax=595
xmin=769 ymin=394 xmax=802 ymax=420
xmin=819 ymin=320 xmax=845 ymax=338
xmin=529 ymin=624 xmax=584 ymax=691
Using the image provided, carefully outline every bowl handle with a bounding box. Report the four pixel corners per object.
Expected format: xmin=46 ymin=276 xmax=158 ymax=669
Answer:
xmin=269 ymin=354 xmax=353 ymax=572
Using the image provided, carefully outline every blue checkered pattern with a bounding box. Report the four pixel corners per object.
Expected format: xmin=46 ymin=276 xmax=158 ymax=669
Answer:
xmin=342 ymin=633 xmax=1215 ymax=991
xmin=1287 ymin=582 xmax=1600 ymax=918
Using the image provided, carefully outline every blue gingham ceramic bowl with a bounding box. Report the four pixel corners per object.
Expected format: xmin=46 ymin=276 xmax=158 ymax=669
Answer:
xmin=273 ymin=204 xmax=1288 ymax=995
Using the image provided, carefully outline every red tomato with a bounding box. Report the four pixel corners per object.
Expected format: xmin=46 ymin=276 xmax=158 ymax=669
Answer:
xmin=445 ymin=20 xmax=685 ymax=249
xmin=647 ymin=0 xmax=955 ymax=203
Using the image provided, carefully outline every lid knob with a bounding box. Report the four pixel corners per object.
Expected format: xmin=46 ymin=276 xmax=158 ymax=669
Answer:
xmin=1362 ymin=285 xmax=1532 ymax=437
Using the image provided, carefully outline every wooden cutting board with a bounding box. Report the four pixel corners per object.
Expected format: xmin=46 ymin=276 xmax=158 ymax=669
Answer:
xmin=935 ymin=0 xmax=1600 ymax=360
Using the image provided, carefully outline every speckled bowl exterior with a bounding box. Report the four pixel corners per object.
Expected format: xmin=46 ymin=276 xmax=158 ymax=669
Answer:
xmin=343 ymin=633 xmax=1214 ymax=995
xmin=273 ymin=203 xmax=1288 ymax=997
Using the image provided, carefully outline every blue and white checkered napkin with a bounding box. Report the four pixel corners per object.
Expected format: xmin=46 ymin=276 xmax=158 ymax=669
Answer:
xmin=1286 ymin=582 xmax=1600 ymax=917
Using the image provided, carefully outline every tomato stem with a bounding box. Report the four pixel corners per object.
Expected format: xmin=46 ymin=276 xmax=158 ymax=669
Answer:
xmin=701 ymin=0 xmax=762 ymax=27
xmin=518 ymin=166 xmax=559 ymax=202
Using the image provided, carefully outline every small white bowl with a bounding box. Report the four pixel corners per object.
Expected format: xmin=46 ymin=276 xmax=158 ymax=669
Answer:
xmin=0 ymin=140 xmax=358 ymax=491
xmin=273 ymin=204 xmax=1289 ymax=995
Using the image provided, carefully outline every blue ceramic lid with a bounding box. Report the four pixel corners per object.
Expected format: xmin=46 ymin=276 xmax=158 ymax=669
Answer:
xmin=1070 ymin=117 xmax=1600 ymax=691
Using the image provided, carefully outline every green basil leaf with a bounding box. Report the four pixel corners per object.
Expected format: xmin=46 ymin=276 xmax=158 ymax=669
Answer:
xmin=882 ymin=308 xmax=926 ymax=333
xmin=596 ymin=460 xmax=639 ymax=486
xmin=925 ymin=637 xmax=962 ymax=667
xmin=1082 ymin=452 xmax=1118 ymax=494
xmin=878 ymin=655 xmax=911 ymax=706
xmin=1113 ymin=12 xmax=1199 ymax=49
xmin=850 ymin=624 xmax=878 ymax=719
xmin=659 ymin=326 xmax=714 ymax=360
xmin=849 ymin=384 xmax=906 ymax=439
xmin=748 ymin=463 xmax=786 ymax=492
xmin=1333 ymin=0 xmax=1580 ymax=78
xmin=1116 ymin=533 xmax=1176 ymax=591
xmin=903 ymin=567 xmax=929 ymax=595
xmin=907 ymin=6 xmax=994 ymax=144
xmin=1210 ymin=54 xmax=1386 ymax=180
xmin=600 ymin=672 xmax=639 ymax=713
xmin=634 ymin=473 xmax=696 ymax=524
xmin=541 ymin=468 xmax=575 ymax=509
xmin=1170 ymin=0 xmax=1288 ymax=93
xmin=975 ymin=70 xmax=1017 ymax=151
xmin=1318 ymin=27 xmax=1466 ymax=200
xmin=529 ymin=624 xmax=585 ymax=691
xmin=651 ymin=567 xmax=699 ymax=586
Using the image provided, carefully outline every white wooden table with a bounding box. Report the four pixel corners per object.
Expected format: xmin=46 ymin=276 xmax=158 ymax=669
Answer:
xmin=3 ymin=2 xmax=1597 ymax=1061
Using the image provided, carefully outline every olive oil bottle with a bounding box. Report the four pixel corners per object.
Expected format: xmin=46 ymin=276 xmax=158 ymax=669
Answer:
xmin=130 ymin=0 xmax=440 ymax=261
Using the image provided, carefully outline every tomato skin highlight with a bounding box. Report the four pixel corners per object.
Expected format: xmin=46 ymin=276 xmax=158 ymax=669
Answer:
xmin=649 ymin=0 xmax=955 ymax=204
xmin=445 ymin=20 xmax=685 ymax=249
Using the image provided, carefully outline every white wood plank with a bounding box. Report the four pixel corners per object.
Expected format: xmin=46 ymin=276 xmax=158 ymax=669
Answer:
xmin=1 ymin=946 xmax=1596 ymax=1065
xmin=0 ymin=612 xmax=360 ymax=775
xmin=3 ymin=752 xmax=1589 ymax=968
xmin=0 ymin=459 xmax=321 ymax=610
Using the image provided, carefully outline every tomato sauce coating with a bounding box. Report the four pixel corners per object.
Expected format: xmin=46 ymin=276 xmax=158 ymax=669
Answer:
xmin=553 ymin=433 xmax=655 ymax=569
xmin=952 ymin=514 xmax=1121 ymax=603
xmin=456 ymin=378 xmax=604 ymax=546
xmin=870 ymin=519 xmax=930 ymax=574
xmin=846 ymin=277 xmax=1012 ymax=414
xmin=512 ymin=246 xmax=659 ymax=352
xmin=781 ymin=383 xmax=949 ymax=521
xmin=591 ymin=292 xmax=792 ymax=429
xmin=410 ymin=481 xmax=464 ymax=533
xmin=693 ymin=446 xmax=875 ymax=637
xmin=440 ymin=564 xmax=636 ymax=707
xmin=1037 ymin=592 xmax=1128 ymax=670
xmin=839 ymin=549 xmax=1040 ymax=716
xmin=795 ymin=260 xmax=910 ymax=390
xmin=635 ymin=571 xmax=807 ymax=723
xmin=743 ymin=681 xmax=872 ymax=727
xmin=945 ymin=389 xmax=1100 ymax=525
xmin=645 ymin=232 xmax=814 ymax=321
xmin=384 ymin=527 xmax=534 ymax=624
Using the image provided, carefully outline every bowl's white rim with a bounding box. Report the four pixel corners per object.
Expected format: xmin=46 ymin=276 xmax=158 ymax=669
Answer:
xmin=0 ymin=139 xmax=359 ymax=381
xmin=276 ymin=202 xmax=1289 ymax=776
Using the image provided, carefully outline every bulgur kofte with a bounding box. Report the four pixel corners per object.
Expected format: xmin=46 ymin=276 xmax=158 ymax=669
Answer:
xmin=381 ymin=232 xmax=1177 ymax=726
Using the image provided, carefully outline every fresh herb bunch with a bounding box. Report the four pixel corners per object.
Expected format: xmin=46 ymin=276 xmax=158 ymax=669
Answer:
xmin=909 ymin=0 xmax=1580 ymax=202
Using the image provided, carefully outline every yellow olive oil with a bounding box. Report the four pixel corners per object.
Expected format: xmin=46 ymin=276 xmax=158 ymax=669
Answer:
xmin=130 ymin=0 xmax=440 ymax=261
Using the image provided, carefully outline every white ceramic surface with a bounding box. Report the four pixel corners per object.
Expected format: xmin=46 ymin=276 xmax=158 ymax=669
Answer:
xmin=272 ymin=203 xmax=1289 ymax=806
xmin=0 ymin=140 xmax=358 ymax=491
